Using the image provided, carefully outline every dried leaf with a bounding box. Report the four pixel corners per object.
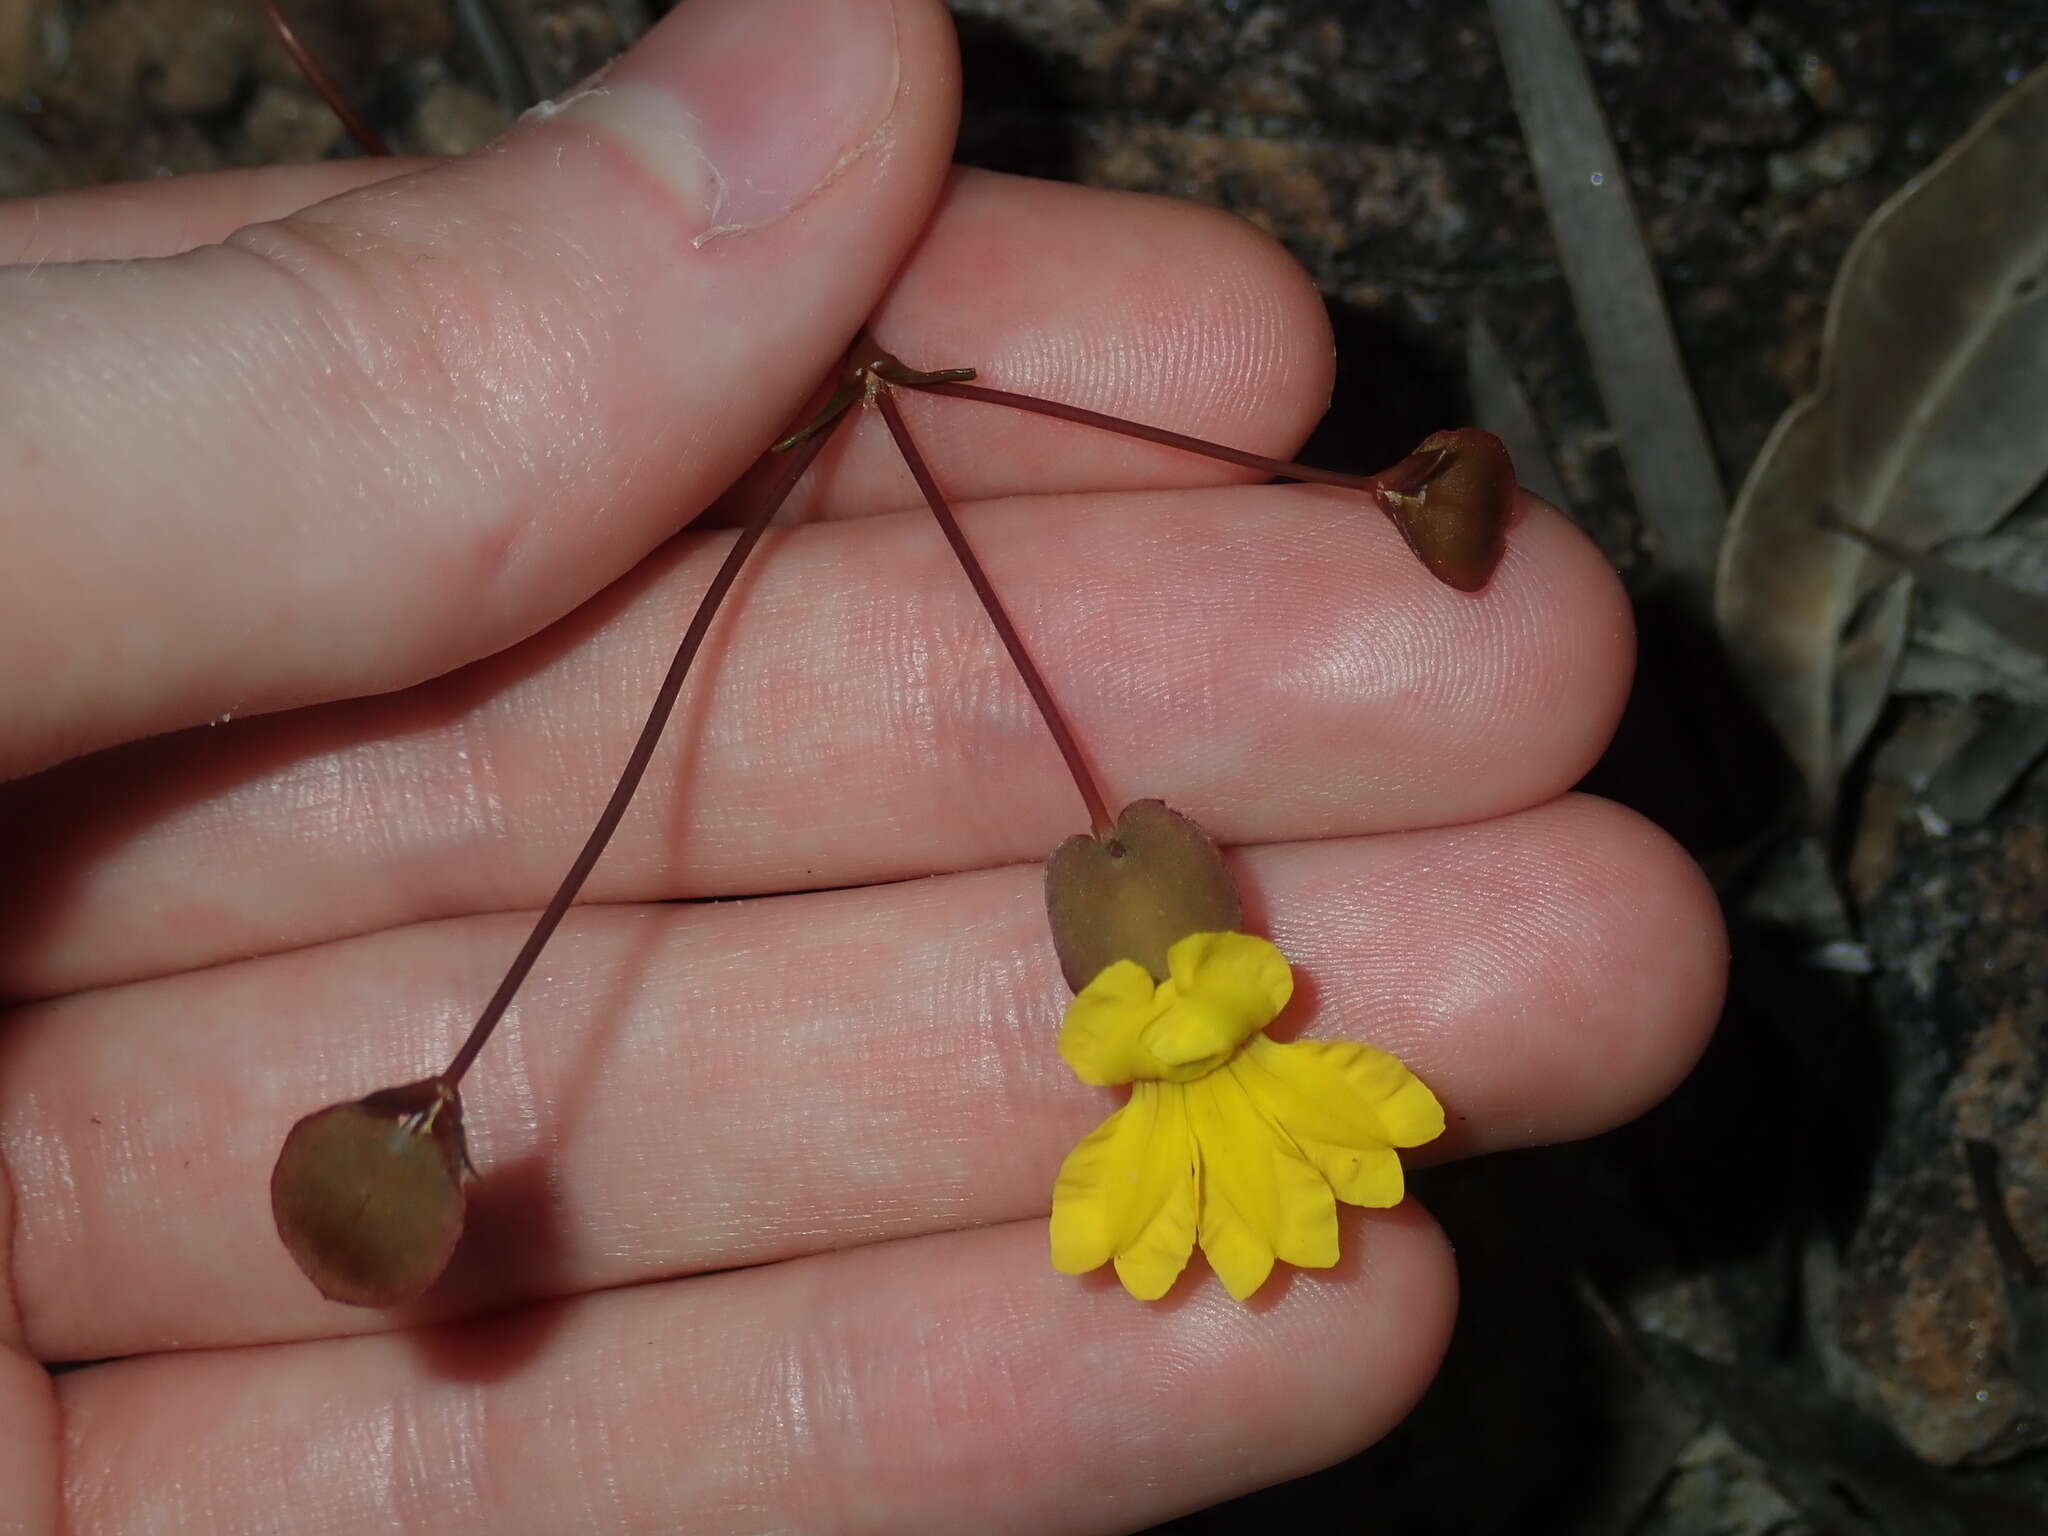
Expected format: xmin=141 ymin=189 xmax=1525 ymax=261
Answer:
xmin=1924 ymin=703 xmax=2048 ymax=830
xmin=1488 ymin=0 xmax=1726 ymax=603
xmin=1833 ymin=575 xmax=1915 ymax=793
xmin=1717 ymin=60 xmax=2048 ymax=815
xmin=1718 ymin=399 xmax=1858 ymax=802
xmin=1898 ymin=513 xmax=2048 ymax=707
xmin=1831 ymin=71 xmax=2048 ymax=545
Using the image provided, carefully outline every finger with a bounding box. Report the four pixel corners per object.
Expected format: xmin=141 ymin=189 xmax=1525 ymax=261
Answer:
xmin=0 ymin=1106 xmax=56 ymax=1531
xmin=0 ymin=492 xmax=1631 ymax=998
xmin=5 ymin=795 xmax=1722 ymax=1359
xmin=720 ymin=168 xmax=1334 ymax=526
xmin=0 ymin=159 xmax=424 ymax=264
xmin=0 ymin=0 xmax=961 ymax=779
xmin=60 ymin=1212 xmax=1456 ymax=1535
xmin=0 ymin=154 xmax=1333 ymax=528
xmin=0 ymin=164 xmax=1334 ymax=790
xmin=0 ymin=1346 xmax=55 ymax=1535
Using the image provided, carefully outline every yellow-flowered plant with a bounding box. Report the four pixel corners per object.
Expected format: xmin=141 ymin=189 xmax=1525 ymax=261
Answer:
xmin=1050 ymin=930 xmax=1445 ymax=1301
xmin=269 ymin=316 xmax=1510 ymax=1311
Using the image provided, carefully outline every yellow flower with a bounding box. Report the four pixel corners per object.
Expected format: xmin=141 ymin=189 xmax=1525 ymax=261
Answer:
xmin=1049 ymin=932 xmax=1444 ymax=1301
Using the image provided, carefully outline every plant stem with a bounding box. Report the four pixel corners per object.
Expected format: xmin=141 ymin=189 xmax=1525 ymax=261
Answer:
xmin=875 ymin=388 xmax=1116 ymax=840
xmin=904 ymin=379 xmax=1399 ymax=495
xmin=256 ymin=0 xmax=393 ymax=157
xmin=439 ymin=413 xmax=842 ymax=1088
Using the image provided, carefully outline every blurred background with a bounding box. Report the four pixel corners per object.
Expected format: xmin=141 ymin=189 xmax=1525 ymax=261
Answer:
xmin=7 ymin=1 xmax=2047 ymax=1530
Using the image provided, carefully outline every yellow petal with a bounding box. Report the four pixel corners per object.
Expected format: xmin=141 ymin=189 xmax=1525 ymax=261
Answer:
xmin=1246 ymin=1035 xmax=1445 ymax=1148
xmin=1187 ymin=1069 xmax=1337 ymax=1301
xmin=1133 ymin=932 xmax=1295 ymax=1083
xmin=1049 ymin=1082 xmax=1197 ymax=1300
xmin=1233 ymin=1037 xmax=1443 ymax=1207
xmin=1165 ymin=932 xmax=1294 ymax=1028
xmin=1058 ymin=960 xmax=1164 ymax=1087
xmin=1373 ymin=1074 xmax=1449 ymax=1149
xmin=1110 ymin=1087 xmax=1199 ymax=1301
xmin=1190 ymin=1132 xmax=1270 ymax=1301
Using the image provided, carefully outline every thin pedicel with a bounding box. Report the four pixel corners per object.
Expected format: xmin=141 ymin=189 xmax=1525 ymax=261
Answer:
xmin=270 ymin=372 xmax=852 ymax=1308
xmin=781 ymin=331 xmax=1512 ymax=844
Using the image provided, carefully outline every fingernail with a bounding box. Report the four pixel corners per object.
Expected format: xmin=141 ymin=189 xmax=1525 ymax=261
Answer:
xmin=567 ymin=0 xmax=901 ymax=237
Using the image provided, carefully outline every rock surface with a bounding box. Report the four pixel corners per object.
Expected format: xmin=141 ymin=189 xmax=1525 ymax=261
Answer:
xmin=1838 ymin=786 xmax=2048 ymax=1467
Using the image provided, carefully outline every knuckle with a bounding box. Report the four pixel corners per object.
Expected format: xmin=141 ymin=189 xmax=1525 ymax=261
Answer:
xmin=214 ymin=204 xmax=618 ymax=606
xmin=220 ymin=207 xmax=610 ymax=504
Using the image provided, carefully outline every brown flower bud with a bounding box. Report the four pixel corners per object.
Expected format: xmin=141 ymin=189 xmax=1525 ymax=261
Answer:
xmin=271 ymin=1076 xmax=470 ymax=1308
xmin=1045 ymin=799 xmax=1242 ymax=992
xmin=1374 ymin=428 xmax=1515 ymax=592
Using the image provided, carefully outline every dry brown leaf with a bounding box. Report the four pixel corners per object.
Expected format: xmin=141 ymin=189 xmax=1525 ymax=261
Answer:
xmin=1717 ymin=59 xmax=2048 ymax=818
xmin=1489 ymin=0 xmax=1726 ymax=603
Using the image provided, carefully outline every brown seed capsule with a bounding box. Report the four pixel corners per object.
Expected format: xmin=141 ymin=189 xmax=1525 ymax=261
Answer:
xmin=1374 ymin=428 xmax=1516 ymax=592
xmin=1045 ymin=799 xmax=1243 ymax=991
xmin=271 ymin=1076 xmax=470 ymax=1308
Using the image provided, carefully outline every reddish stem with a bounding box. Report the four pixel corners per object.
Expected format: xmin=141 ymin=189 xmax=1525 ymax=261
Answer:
xmin=439 ymin=413 xmax=843 ymax=1088
xmin=875 ymin=388 xmax=1116 ymax=841
xmin=907 ymin=379 xmax=1390 ymax=495
xmin=256 ymin=0 xmax=394 ymax=157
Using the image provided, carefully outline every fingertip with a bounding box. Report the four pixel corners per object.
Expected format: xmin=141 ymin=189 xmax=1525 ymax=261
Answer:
xmin=1135 ymin=190 xmax=1337 ymax=455
xmin=1411 ymin=793 xmax=1726 ymax=1158
xmin=988 ymin=1202 xmax=1458 ymax=1523
xmin=822 ymin=171 xmax=1336 ymax=511
xmin=1152 ymin=1202 xmax=1458 ymax=1498
xmin=1563 ymin=795 xmax=1727 ymax=1123
xmin=1481 ymin=496 xmax=1637 ymax=801
xmin=1187 ymin=486 xmax=1636 ymax=837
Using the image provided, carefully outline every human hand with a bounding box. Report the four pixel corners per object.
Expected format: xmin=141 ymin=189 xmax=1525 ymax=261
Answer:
xmin=0 ymin=0 xmax=1724 ymax=1528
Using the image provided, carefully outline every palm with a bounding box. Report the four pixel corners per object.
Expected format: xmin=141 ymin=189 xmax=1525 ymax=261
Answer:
xmin=0 ymin=5 xmax=1720 ymax=1528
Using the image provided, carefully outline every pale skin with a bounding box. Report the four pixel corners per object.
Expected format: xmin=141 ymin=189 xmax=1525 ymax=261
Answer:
xmin=0 ymin=0 xmax=1727 ymax=1529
